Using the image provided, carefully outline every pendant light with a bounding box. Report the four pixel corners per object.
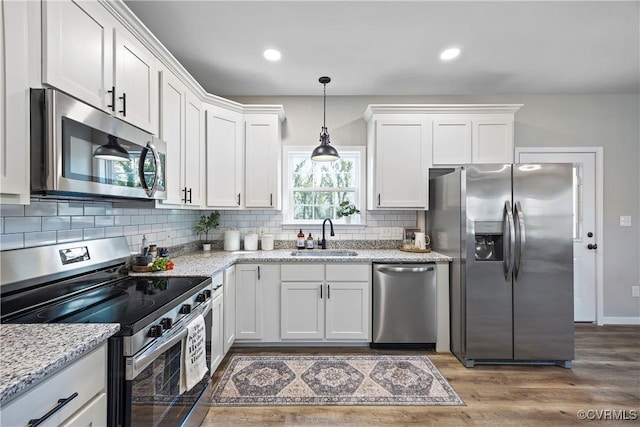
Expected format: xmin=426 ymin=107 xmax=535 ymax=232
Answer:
xmin=93 ymin=135 xmax=131 ymax=162
xmin=311 ymin=76 xmax=339 ymax=162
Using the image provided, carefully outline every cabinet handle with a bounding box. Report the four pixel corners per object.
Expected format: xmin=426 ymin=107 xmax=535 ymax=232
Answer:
xmin=378 ymin=193 xmax=381 ymax=206
xmin=237 ymin=193 xmax=241 ymax=206
xmin=119 ymin=92 xmax=127 ymax=116
xmin=182 ymin=187 xmax=188 ymax=203
xmin=28 ymin=392 xmax=78 ymax=426
xmin=270 ymin=193 xmax=273 ymax=206
xmin=320 ymin=284 xmax=323 ymax=299
xmin=187 ymin=188 xmax=192 ymax=204
xmin=107 ymin=86 xmax=116 ymax=112
xmin=257 ymin=266 xmax=261 ymax=280
xmin=327 ymin=284 xmax=330 ymax=299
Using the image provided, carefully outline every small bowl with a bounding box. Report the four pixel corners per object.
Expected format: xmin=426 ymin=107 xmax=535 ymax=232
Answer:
xmin=134 ymin=255 xmax=153 ymax=266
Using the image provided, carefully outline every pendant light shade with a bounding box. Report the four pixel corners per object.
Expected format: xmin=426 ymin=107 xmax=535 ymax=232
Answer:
xmin=93 ymin=135 xmax=131 ymax=162
xmin=311 ymin=76 xmax=339 ymax=162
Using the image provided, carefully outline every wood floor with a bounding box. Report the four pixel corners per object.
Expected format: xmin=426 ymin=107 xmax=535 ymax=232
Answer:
xmin=203 ymin=325 xmax=640 ymax=426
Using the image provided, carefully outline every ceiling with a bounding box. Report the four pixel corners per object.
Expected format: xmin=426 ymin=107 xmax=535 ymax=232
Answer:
xmin=124 ymin=1 xmax=640 ymax=97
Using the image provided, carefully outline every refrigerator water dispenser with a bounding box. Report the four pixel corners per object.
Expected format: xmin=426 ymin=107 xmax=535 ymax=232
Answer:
xmin=474 ymin=221 xmax=503 ymax=261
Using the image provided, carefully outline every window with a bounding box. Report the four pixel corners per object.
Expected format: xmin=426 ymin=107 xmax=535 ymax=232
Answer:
xmin=283 ymin=146 xmax=365 ymax=225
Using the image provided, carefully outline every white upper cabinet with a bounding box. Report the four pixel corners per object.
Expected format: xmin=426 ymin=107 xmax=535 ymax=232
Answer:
xmin=244 ymin=112 xmax=282 ymax=209
xmin=432 ymin=119 xmax=472 ymax=165
xmin=113 ymin=27 xmax=159 ymax=133
xmin=205 ymin=105 xmax=244 ymax=208
xmin=43 ymin=0 xmax=158 ymax=134
xmin=0 ymin=0 xmax=30 ymax=204
xmin=471 ymin=118 xmax=514 ymax=163
xmin=366 ymin=115 xmax=432 ymax=210
xmin=157 ymin=69 xmax=202 ymax=208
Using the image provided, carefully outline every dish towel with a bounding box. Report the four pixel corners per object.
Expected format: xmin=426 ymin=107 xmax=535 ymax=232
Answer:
xmin=180 ymin=314 xmax=208 ymax=394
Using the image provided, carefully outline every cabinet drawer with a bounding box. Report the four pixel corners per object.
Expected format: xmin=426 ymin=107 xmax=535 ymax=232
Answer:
xmin=1 ymin=344 xmax=107 ymax=427
xmin=326 ymin=264 xmax=370 ymax=282
xmin=281 ymin=264 xmax=324 ymax=281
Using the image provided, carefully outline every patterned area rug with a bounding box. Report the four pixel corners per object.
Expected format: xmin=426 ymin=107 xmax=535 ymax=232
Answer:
xmin=211 ymin=355 xmax=464 ymax=406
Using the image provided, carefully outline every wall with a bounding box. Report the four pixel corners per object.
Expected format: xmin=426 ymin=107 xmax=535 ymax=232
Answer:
xmin=233 ymin=93 xmax=640 ymax=320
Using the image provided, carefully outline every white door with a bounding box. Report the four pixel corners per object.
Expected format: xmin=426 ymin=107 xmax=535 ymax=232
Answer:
xmin=324 ymin=282 xmax=369 ymax=340
xmin=516 ymin=149 xmax=600 ymax=323
xmin=280 ymin=282 xmax=324 ymax=340
xmin=235 ymin=265 xmax=264 ymax=339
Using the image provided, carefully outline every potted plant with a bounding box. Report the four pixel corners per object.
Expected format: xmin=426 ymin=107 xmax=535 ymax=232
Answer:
xmin=194 ymin=211 xmax=220 ymax=250
xmin=336 ymin=200 xmax=360 ymax=223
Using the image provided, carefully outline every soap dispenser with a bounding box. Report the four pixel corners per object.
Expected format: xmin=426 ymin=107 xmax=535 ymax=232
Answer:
xmin=306 ymin=233 xmax=314 ymax=249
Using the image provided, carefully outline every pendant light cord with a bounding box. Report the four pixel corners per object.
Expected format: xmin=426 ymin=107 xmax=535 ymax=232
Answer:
xmin=323 ymin=82 xmax=327 ymax=131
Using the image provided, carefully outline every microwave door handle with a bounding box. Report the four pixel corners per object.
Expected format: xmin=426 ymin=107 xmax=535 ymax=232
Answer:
xmin=139 ymin=142 xmax=162 ymax=197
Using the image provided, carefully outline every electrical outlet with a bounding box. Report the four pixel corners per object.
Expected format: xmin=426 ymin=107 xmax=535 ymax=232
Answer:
xmin=632 ymin=286 xmax=640 ymax=298
xmin=620 ymin=216 xmax=632 ymax=227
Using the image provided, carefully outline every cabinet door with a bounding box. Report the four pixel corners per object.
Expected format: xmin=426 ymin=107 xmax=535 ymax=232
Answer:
xmin=472 ymin=118 xmax=514 ymax=163
xmin=235 ymin=264 xmax=264 ymax=340
xmin=244 ymin=114 xmax=280 ymax=209
xmin=372 ymin=119 xmax=431 ymax=209
xmin=210 ymin=292 xmax=224 ymax=372
xmin=281 ymin=282 xmax=324 ymax=340
xmin=42 ymin=0 xmax=113 ymax=112
xmin=184 ymin=91 xmax=203 ymax=206
xmin=432 ymin=119 xmax=472 ymax=165
xmin=325 ymin=282 xmax=369 ymax=340
xmin=206 ymin=106 xmax=243 ymax=208
xmin=0 ymin=0 xmax=29 ymax=204
xmin=158 ymin=70 xmax=185 ymax=205
xmin=223 ymin=265 xmax=236 ymax=354
xmin=114 ymin=27 xmax=158 ymax=134
xmin=60 ymin=393 xmax=107 ymax=427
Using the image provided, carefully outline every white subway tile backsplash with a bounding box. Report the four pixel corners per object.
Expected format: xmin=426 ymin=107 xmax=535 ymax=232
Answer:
xmin=0 ymin=205 xmax=25 ymax=217
xmin=95 ymin=216 xmax=115 ymax=227
xmin=71 ymin=216 xmax=94 ymax=229
xmin=0 ymin=234 xmax=24 ymax=250
xmin=84 ymin=228 xmax=105 ymax=240
xmin=57 ymin=229 xmax=83 ymax=243
xmin=26 ymin=201 xmax=58 ymax=217
xmin=58 ymin=202 xmax=84 ymax=216
xmin=24 ymin=231 xmax=57 ymax=247
xmin=105 ymin=226 xmax=124 ymax=237
xmin=5 ymin=217 xmax=41 ymax=233
xmin=42 ymin=216 xmax=71 ymax=231
xmin=1 ymin=200 xmax=417 ymax=253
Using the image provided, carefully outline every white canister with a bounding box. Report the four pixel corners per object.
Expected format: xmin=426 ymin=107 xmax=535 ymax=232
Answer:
xmin=261 ymin=234 xmax=274 ymax=251
xmin=244 ymin=233 xmax=258 ymax=251
xmin=224 ymin=229 xmax=240 ymax=251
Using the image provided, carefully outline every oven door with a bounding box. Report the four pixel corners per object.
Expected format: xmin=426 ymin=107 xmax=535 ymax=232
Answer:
xmin=124 ymin=302 xmax=212 ymax=427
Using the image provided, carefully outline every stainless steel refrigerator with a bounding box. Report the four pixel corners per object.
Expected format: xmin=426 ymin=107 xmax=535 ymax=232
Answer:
xmin=429 ymin=164 xmax=574 ymax=368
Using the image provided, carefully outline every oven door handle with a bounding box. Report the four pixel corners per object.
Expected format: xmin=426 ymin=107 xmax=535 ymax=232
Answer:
xmin=126 ymin=300 xmax=212 ymax=380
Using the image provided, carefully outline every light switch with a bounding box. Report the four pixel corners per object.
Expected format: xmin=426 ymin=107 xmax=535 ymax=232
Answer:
xmin=620 ymin=216 xmax=632 ymax=227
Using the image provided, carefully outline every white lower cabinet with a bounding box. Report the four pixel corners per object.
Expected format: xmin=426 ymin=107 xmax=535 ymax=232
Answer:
xmin=210 ymin=286 xmax=224 ymax=372
xmin=235 ymin=264 xmax=280 ymax=342
xmin=223 ymin=265 xmax=236 ymax=354
xmin=280 ymin=263 xmax=371 ymax=342
xmin=1 ymin=344 xmax=107 ymax=427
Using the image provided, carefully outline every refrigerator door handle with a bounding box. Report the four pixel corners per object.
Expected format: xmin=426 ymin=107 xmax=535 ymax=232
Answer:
xmin=503 ymin=201 xmax=516 ymax=281
xmin=514 ymin=201 xmax=526 ymax=280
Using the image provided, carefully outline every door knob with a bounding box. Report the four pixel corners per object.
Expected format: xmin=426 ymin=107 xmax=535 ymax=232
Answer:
xmin=587 ymin=243 xmax=598 ymax=250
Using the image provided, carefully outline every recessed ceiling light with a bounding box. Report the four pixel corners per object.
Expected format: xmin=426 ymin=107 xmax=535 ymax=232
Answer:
xmin=263 ymin=49 xmax=281 ymax=61
xmin=440 ymin=47 xmax=461 ymax=61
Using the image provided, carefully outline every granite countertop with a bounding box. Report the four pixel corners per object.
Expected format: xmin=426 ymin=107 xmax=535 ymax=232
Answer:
xmin=133 ymin=248 xmax=452 ymax=277
xmin=0 ymin=323 xmax=120 ymax=404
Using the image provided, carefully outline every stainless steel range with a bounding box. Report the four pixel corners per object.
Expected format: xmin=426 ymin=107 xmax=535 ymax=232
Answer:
xmin=0 ymin=237 xmax=214 ymax=427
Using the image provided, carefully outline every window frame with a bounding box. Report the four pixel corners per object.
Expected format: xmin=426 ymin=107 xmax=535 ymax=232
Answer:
xmin=282 ymin=145 xmax=366 ymax=226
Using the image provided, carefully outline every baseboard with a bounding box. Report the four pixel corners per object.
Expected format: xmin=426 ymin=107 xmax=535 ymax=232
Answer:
xmin=601 ymin=316 xmax=640 ymax=325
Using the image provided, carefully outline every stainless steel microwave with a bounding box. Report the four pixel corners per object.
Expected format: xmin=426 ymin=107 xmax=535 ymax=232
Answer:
xmin=30 ymin=89 xmax=167 ymax=200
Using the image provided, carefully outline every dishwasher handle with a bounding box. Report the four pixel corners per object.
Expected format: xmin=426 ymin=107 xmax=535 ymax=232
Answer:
xmin=377 ymin=265 xmax=434 ymax=273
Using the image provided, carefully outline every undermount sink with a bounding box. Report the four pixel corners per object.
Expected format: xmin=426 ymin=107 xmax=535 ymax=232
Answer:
xmin=290 ymin=250 xmax=358 ymax=257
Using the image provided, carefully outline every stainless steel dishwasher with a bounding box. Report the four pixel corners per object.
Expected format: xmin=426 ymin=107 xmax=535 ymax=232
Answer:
xmin=372 ymin=263 xmax=437 ymax=347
